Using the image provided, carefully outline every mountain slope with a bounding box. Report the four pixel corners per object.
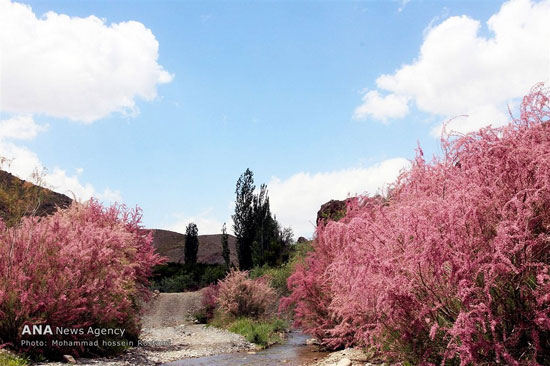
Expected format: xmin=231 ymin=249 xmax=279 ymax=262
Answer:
xmin=152 ymin=229 xmax=238 ymax=265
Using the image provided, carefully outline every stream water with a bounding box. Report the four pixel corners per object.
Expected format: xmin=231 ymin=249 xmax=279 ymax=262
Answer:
xmin=163 ymin=332 xmax=328 ymax=366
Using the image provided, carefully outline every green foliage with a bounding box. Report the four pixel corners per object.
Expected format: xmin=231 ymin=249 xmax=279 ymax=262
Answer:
xmin=250 ymin=264 xmax=292 ymax=296
xmin=251 ymin=185 xmax=294 ymax=268
xmin=233 ymin=168 xmax=256 ymax=270
xmin=184 ymin=222 xmax=199 ymax=265
xmin=250 ymin=184 xmax=277 ymax=267
xmin=201 ymin=265 xmax=227 ymax=286
xmin=290 ymin=240 xmax=313 ymax=261
xmin=232 ymin=169 xmax=294 ymax=270
xmin=319 ymin=209 xmax=346 ymax=223
xmin=150 ymin=273 xmax=195 ymax=292
xmin=150 ymin=262 xmax=226 ymax=292
xmin=250 ymin=240 xmax=313 ymax=296
xmin=227 ymin=317 xmax=288 ymax=348
xmin=207 ymin=309 xmax=233 ymax=329
xmin=221 ymin=223 xmax=231 ymax=270
xmin=0 ymin=352 xmax=29 ymax=366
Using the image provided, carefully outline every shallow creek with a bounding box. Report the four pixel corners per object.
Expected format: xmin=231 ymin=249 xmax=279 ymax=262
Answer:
xmin=163 ymin=331 xmax=328 ymax=366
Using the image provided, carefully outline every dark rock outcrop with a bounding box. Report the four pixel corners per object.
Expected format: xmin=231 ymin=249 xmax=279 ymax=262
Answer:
xmin=316 ymin=198 xmax=354 ymax=225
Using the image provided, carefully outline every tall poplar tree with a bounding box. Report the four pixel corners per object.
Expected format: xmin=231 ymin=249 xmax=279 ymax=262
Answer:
xmin=232 ymin=168 xmax=255 ymax=270
xmin=221 ymin=223 xmax=231 ymax=270
xmin=184 ymin=222 xmax=199 ymax=265
xmin=251 ymin=184 xmax=278 ymax=267
xmin=232 ymin=169 xmax=294 ymax=269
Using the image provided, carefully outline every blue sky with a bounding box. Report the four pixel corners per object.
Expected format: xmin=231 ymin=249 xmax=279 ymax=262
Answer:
xmin=1 ymin=0 xmax=549 ymax=237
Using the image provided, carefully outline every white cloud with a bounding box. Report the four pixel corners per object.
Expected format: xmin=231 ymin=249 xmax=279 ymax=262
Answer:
xmin=165 ymin=209 xmax=228 ymax=235
xmin=0 ymin=115 xmax=48 ymax=140
xmin=353 ymin=91 xmax=409 ymax=122
xmin=0 ymin=0 xmax=173 ymax=123
xmin=96 ymin=188 xmax=122 ymax=203
xmin=429 ymin=104 xmax=510 ymax=137
xmin=44 ymin=167 xmax=95 ymax=199
xmin=267 ymin=158 xmax=410 ymax=238
xmin=0 ymin=139 xmax=43 ymax=179
xmin=0 ymin=116 xmax=122 ymax=202
xmin=43 ymin=168 xmax=121 ymax=202
xmin=0 ymin=140 xmax=123 ymax=202
xmin=0 ymin=1 xmax=171 ymax=204
xmin=355 ymin=0 xmax=550 ymax=135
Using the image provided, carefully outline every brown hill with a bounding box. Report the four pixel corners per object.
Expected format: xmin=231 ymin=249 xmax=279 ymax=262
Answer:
xmin=151 ymin=229 xmax=238 ymax=266
xmin=0 ymin=169 xmax=72 ymax=224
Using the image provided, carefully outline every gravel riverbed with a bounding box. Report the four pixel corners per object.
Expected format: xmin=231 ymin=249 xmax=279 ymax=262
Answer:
xmin=35 ymin=291 xmax=256 ymax=366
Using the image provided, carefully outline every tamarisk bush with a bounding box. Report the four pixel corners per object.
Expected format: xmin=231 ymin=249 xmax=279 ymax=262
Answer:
xmin=200 ymin=284 xmax=220 ymax=322
xmin=282 ymin=84 xmax=550 ymax=365
xmin=0 ymin=200 xmax=163 ymax=358
xmin=217 ymin=270 xmax=277 ymax=319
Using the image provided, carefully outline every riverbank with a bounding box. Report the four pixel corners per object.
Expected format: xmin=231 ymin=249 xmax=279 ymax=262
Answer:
xmin=33 ymin=323 xmax=255 ymax=366
xmin=32 ymin=291 xmax=255 ymax=365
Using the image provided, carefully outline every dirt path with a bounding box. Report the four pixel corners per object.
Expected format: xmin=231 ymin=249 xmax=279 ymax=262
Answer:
xmin=142 ymin=292 xmax=203 ymax=329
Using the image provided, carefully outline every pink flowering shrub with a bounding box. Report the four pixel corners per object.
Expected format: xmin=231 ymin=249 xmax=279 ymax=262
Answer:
xmin=217 ymin=270 xmax=277 ymax=319
xmin=0 ymin=199 xmax=163 ymax=358
xmin=201 ymin=284 xmax=220 ymax=321
xmin=282 ymin=84 xmax=550 ymax=365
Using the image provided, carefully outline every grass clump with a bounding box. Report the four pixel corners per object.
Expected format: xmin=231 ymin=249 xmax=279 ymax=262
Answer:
xmin=0 ymin=352 xmax=29 ymax=366
xmin=227 ymin=317 xmax=288 ymax=348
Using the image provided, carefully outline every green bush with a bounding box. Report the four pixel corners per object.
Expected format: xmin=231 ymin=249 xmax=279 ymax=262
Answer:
xmin=227 ymin=317 xmax=288 ymax=348
xmin=250 ymin=241 xmax=313 ymax=296
xmin=150 ymin=263 xmax=226 ymax=292
xmin=200 ymin=265 xmax=227 ymax=286
xmin=250 ymin=265 xmax=291 ymax=296
xmin=150 ymin=273 xmax=195 ymax=292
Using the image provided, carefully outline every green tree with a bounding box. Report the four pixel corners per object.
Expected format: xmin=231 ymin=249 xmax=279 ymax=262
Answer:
xmin=232 ymin=168 xmax=255 ymax=270
xmin=221 ymin=223 xmax=231 ymax=270
xmin=184 ymin=222 xmax=199 ymax=265
xmin=232 ymin=169 xmax=295 ymax=269
xmin=251 ymin=184 xmax=279 ymax=267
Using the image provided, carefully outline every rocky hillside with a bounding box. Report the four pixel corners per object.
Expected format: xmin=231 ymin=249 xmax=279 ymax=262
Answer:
xmin=0 ymin=169 xmax=72 ymax=224
xmin=152 ymin=229 xmax=238 ymax=266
